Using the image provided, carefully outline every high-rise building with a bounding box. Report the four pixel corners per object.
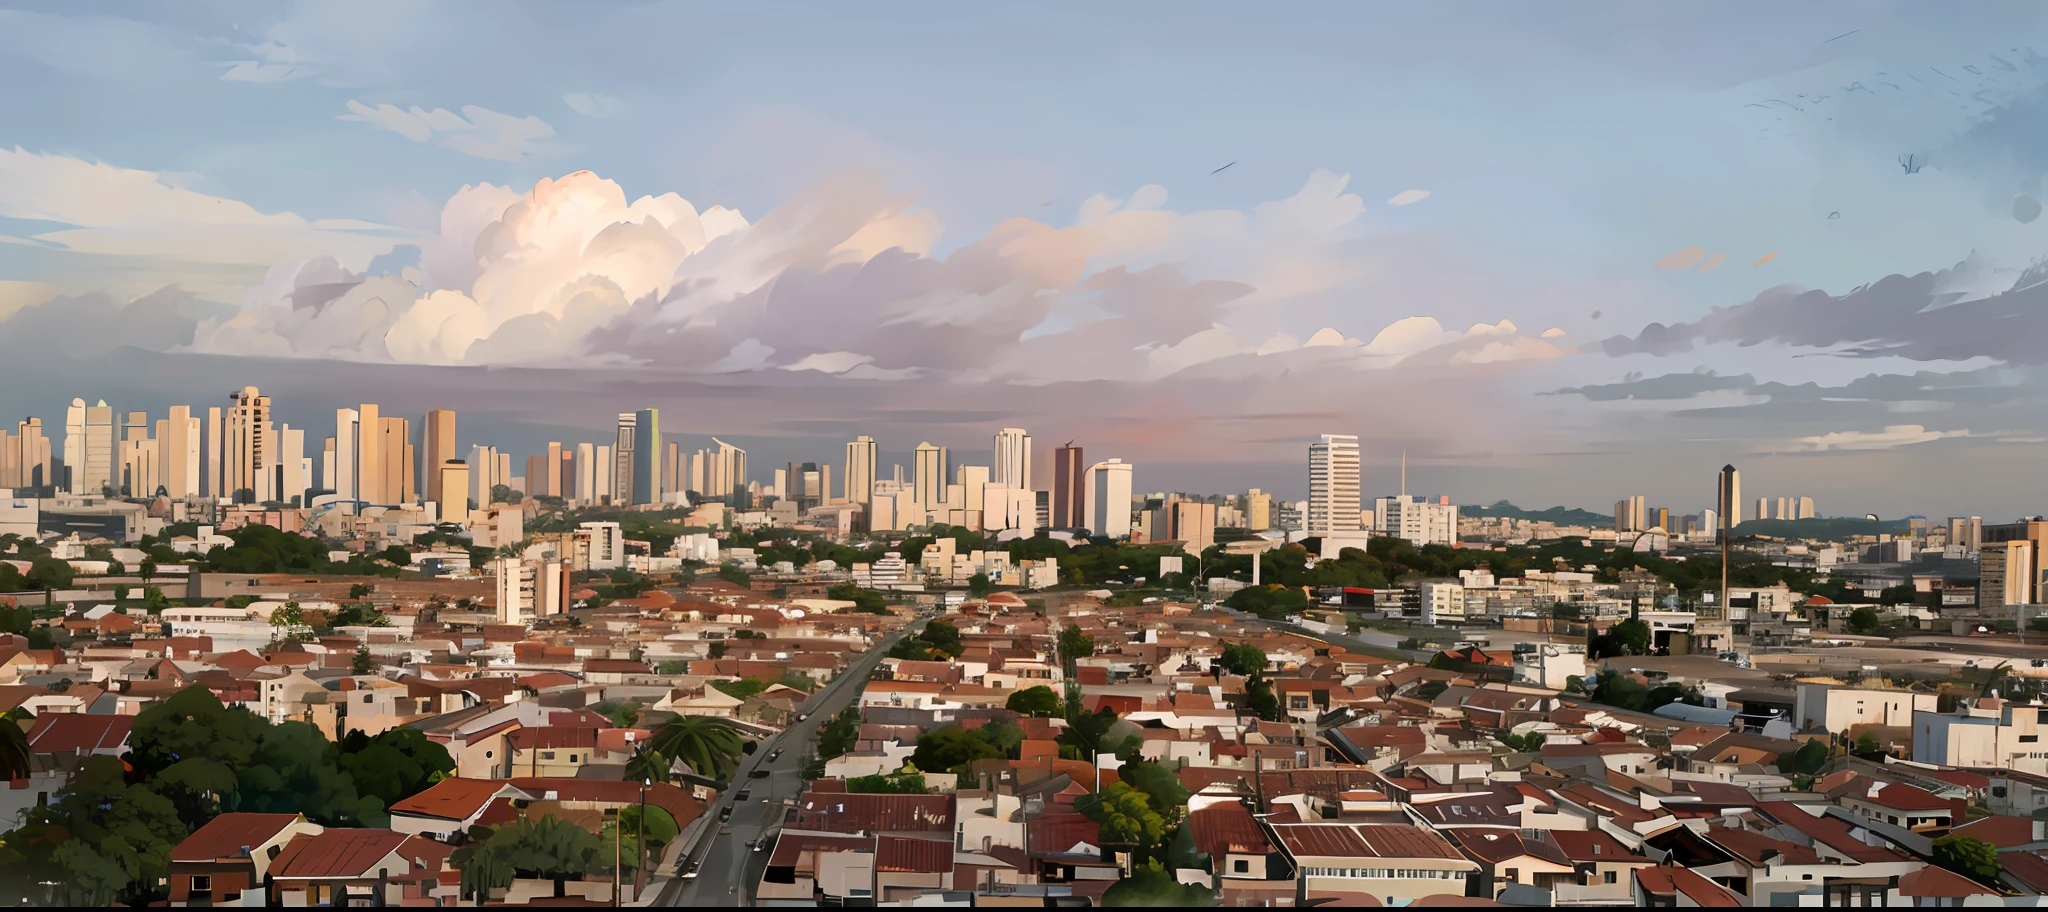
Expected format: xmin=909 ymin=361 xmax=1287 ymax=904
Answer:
xmin=545 ymin=441 xmax=563 ymax=499
xmin=844 ymin=435 xmax=877 ymax=507
xmin=1651 ymin=507 xmax=1671 ymax=532
xmin=277 ymin=424 xmax=309 ymax=507
xmin=696 ymin=438 xmax=748 ymax=505
xmin=1755 ymin=496 xmax=1771 ymax=522
xmin=525 ymin=454 xmax=546 ymax=498
xmin=613 ymin=412 xmax=637 ymax=505
xmin=424 ymin=409 xmax=456 ymax=507
xmin=1086 ymin=458 xmax=1134 ymax=539
xmin=222 ymin=387 xmax=272 ymax=503
xmin=1050 ymin=442 xmax=1084 ymax=529
xmin=334 ymin=408 xmax=360 ymax=501
xmin=1170 ymin=500 xmax=1218 ymax=554
xmin=1612 ymin=495 xmax=1646 ymax=532
xmin=438 ymin=460 xmax=470 ymax=524
xmin=378 ymin=415 xmax=412 ymax=504
xmin=956 ymin=465 xmax=991 ymax=513
xmin=357 ymin=403 xmax=383 ymax=506
xmin=1716 ymin=464 xmax=1742 ymax=530
xmin=63 ymin=398 xmax=115 ymax=495
xmin=158 ymin=406 xmax=200 ymax=498
xmin=1 ymin=418 xmax=53 ymax=490
xmin=913 ymin=442 xmax=949 ymax=510
xmin=1796 ymin=496 xmax=1816 ymax=520
xmin=993 ymin=427 xmax=1032 ymax=491
xmin=1374 ymin=495 xmax=1460 ymax=546
xmin=118 ymin=411 xmax=157 ymax=498
xmin=665 ymin=441 xmax=680 ymax=499
xmin=575 ymin=442 xmax=597 ymax=503
xmin=1948 ymin=516 xmax=1984 ymax=553
xmin=1306 ymin=434 xmax=1361 ymax=535
xmin=1246 ymin=488 xmax=1272 ymax=531
xmin=630 ymin=409 xmax=660 ymax=505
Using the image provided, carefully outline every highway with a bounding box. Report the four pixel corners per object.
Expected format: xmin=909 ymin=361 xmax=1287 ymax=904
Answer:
xmin=664 ymin=616 xmax=926 ymax=906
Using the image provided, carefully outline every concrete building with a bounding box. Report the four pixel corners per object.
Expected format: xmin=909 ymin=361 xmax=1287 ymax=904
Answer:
xmin=1170 ymin=500 xmax=1218 ymax=555
xmin=437 ymin=461 xmax=470 ymax=524
xmin=1421 ymin=581 xmax=1466 ymax=626
xmin=1246 ymin=488 xmax=1272 ymax=532
xmin=1792 ymin=684 xmax=1938 ymax=735
xmin=492 ymin=557 xmax=569 ymax=624
xmin=1376 ymin=495 xmax=1460 ymax=546
xmin=1307 ymin=434 xmax=1361 ymax=536
xmin=1914 ymin=703 xmax=2048 ymax=776
xmin=1086 ymin=458 xmax=1134 ymax=539
xmin=1613 ymin=495 xmax=1645 ymax=533
xmin=423 ymin=410 xmax=456 ymax=508
xmin=63 ymin=397 xmax=115 ymax=495
xmin=574 ymin=442 xmax=597 ymax=503
xmin=1512 ymin=643 xmax=1588 ymax=690
xmin=845 ymin=435 xmax=877 ymax=506
xmin=1051 ymin=442 xmax=1084 ymax=529
xmin=1717 ymin=464 xmax=1742 ymax=529
xmin=1981 ymin=539 xmax=2036 ymax=613
xmin=913 ymin=442 xmax=948 ymax=510
xmin=1 ymin=417 xmax=54 ymax=490
xmin=993 ymin=427 xmax=1031 ymax=492
xmin=158 ymin=406 xmax=200 ymax=498
xmin=621 ymin=408 xmax=659 ymax=505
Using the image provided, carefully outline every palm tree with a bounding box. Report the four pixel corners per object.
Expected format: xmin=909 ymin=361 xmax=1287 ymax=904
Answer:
xmin=623 ymin=745 xmax=673 ymax=786
xmin=0 ymin=712 xmax=31 ymax=780
xmin=644 ymin=716 xmax=747 ymax=782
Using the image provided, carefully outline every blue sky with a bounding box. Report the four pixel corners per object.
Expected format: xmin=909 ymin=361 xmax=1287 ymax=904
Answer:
xmin=3 ymin=1 xmax=2047 ymax=516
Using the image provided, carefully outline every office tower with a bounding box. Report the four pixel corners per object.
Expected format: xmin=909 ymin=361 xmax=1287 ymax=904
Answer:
xmin=1373 ymin=494 xmax=1459 ymax=546
xmin=1171 ymin=500 xmax=1218 ymax=554
xmin=665 ymin=441 xmax=679 ymax=498
xmin=1086 ymin=458 xmax=1134 ymax=538
xmin=1 ymin=417 xmax=53 ymax=490
xmin=217 ymin=386 xmax=273 ymax=503
xmin=1776 ymin=496 xmax=1792 ymax=523
xmin=821 ymin=464 xmax=835 ymax=504
xmin=993 ymin=427 xmax=1032 ymax=490
xmin=1982 ymin=540 xmax=2036 ymax=613
xmin=957 ymin=465 xmax=991 ymax=513
xmin=613 ymin=412 xmax=637 ymax=504
xmin=439 ymin=460 xmax=470 ymax=524
xmin=116 ymin=411 xmax=154 ymax=497
xmin=1306 ymin=434 xmax=1361 ymax=535
xmin=1246 ymin=488 xmax=1272 ymax=531
xmin=575 ymin=442 xmax=596 ymax=503
xmin=525 ymin=454 xmax=546 ymax=498
xmin=158 ymin=406 xmax=199 ymax=498
xmin=1754 ymin=496 xmax=1770 ymax=522
xmin=540 ymin=441 xmax=561 ymax=499
xmin=63 ymin=398 xmax=115 ymax=495
xmin=470 ymin=445 xmax=500 ymax=505
xmin=355 ymin=404 xmax=382 ymax=505
xmin=595 ymin=445 xmax=613 ymax=506
xmin=1050 ymin=443 xmax=1084 ymax=528
xmin=1612 ymin=495 xmax=1645 ymax=532
xmin=846 ymin=435 xmax=877 ymax=506
xmin=773 ymin=467 xmax=788 ymax=499
xmin=334 ymin=409 xmax=360 ymax=501
xmin=630 ymin=409 xmax=660 ymax=505
xmin=277 ymin=425 xmax=308 ymax=507
xmin=1949 ymin=516 xmax=1984 ymax=552
xmin=377 ymin=416 xmax=412 ymax=504
xmin=913 ymin=442 xmax=949 ymax=508
xmin=695 ymin=438 xmax=749 ymax=504
xmin=1796 ymin=496 xmax=1816 ymax=520
xmin=423 ymin=410 xmax=456 ymax=507
xmin=1651 ymin=507 xmax=1670 ymax=532
xmin=1716 ymin=464 xmax=1742 ymax=529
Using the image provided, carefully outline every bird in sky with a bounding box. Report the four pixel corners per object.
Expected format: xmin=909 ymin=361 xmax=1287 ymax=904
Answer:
xmin=1823 ymin=29 xmax=1861 ymax=44
xmin=1211 ymin=162 xmax=1235 ymax=175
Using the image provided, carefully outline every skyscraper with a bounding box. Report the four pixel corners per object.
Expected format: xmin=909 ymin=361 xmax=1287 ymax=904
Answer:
xmin=631 ymin=408 xmax=660 ymax=504
xmin=913 ymin=442 xmax=949 ymax=509
xmin=846 ymin=435 xmax=877 ymax=506
xmin=1086 ymin=458 xmax=1134 ymax=538
xmin=439 ymin=460 xmax=470 ymax=524
xmin=1051 ymin=442 xmax=1084 ymax=529
xmin=1716 ymin=464 xmax=1742 ymax=529
xmin=575 ymin=442 xmax=597 ymax=503
xmin=63 ymin=398 xmax=115 ymax=495
xmin=118 ymin=411 xmax=156 ymax=498
xmin=1612 ymin=495 xmax=1645 ymax=532
xmin=1246 ymin=488 xmax=1272 ymax=531
xmin=545 ymin=441 xmax=563 ymax=499
xmin=1 ymin=418 xmax=53 ymax=490
xmin=223 ymin=386 xmax=272 ymax=503
xmin=424 ymin=409 xmax=456 ymax=507
xmin=1306 ymin=434 xmax=1361 ymax=535
xmin=357 ymin=403 xmax=383 ymax=506
xmin=993 ymin=427 xmax=1032 ymax=490
xmin=159 ymin=405 xmax=200 ymax=498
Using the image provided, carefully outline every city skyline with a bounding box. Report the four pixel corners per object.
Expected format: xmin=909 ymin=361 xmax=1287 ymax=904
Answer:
xmin=6 ymin=3 xmax=2048 ymax=517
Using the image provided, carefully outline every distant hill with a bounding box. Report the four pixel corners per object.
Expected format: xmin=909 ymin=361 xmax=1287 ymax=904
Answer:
xmin=1462 ymin=501 xmax=1610 ymax=527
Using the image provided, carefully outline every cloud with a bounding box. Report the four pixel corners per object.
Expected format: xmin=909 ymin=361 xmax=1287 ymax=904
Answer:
xmin=1792 ymin=424 xmax=1966 ymax=451
xmin=1386 ymin=189 xmax=1430 ymax=206
xmin=220 ymin=60 xmax=310 ymax=83
xmin=339 ymin=100 xmax=558 ymax=161
xmin=0 ymin=147 xmax=400 ymax=276
xmin=1547 ymin=368 xmax=1755 ymax=402
xmin=1653 ymin=246 xmax=1706 ymax=270
xmin=1600 ymin=253 xmax=2048 ymax=365
xmin=563 ymin=93 xmax=627 ymax=119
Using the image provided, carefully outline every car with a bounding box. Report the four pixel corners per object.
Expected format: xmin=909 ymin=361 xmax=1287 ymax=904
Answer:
xmin=796 ymin=712 xmax=810 ymax=722
xmin=736 ymin=788 xmax=752 ymax=801
xmin=718 ymin=806 xmax=733 ymax=822
xmin=752 ymin=838 xmax=768 ymax=853
xmin=682 ymin=861 xmax=701 ymax=881
xmin=768 ymin=749 xmax=783 ymax=761
xmin=744 ymin=838 xmax=758 ymax=852
xmin=750 ymin=768 xmax=771 ymax=778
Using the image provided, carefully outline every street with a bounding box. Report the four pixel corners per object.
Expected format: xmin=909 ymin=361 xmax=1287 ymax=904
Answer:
xmin=663 ymin=617 xmax=926 ymax=906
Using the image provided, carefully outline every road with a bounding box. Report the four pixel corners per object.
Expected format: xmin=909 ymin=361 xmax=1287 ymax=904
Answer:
xmin=665 ymin=616 xmax=927 ymax=906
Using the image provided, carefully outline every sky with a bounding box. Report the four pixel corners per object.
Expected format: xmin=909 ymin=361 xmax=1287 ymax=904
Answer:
xmin=3 ymin=0 xmax=2048 ymax=518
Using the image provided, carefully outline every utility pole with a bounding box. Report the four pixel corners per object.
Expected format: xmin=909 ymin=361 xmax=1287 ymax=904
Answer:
xmin=609 ymin=807 xmax=622 ymax=906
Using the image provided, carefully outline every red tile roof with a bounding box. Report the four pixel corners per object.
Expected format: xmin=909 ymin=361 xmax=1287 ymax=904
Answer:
xmin=875 ymin=835 xmax=951 ymax=873
xmin=1636 ymin=865 xmax=1742 ymax=907
xmin=1754 ymin=802 xmax=1907 ymax=863
xmin=1272 ymin=823 xmax=1462 ymax=861
xmin=172 ymin=813 xmax=304 ymax=863
xmin=1702 ymin=826 xmax=1821 ymax=866
xmin=1545 ymin=829 xmax=1644 ymax=864
xmin=1190 ymin=802 xmax=1272 ymax=860
xmin=389 ymin=777 xmax=504 ymax=822
xmin=790 ymin=792 xmax=954 ymax=835
xmin=1897 ymin=863 xmax=2000 ymax=898
xmin=1952 ymin=814 xmax=2039 ymax=849
xmin=26 ymin=713 xmax=131 ymax=754
xmin=270 ymin=829 xmax=407 ymax=878
xmin=1027 ymin=813 xmax=1102 ymax=855
xmin=1861 ymin=782 xmax=1950 ymax=812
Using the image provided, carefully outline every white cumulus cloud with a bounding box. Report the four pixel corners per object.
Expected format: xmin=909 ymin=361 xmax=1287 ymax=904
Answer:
xmin=339 ymin=100 xmax=558 ymax=161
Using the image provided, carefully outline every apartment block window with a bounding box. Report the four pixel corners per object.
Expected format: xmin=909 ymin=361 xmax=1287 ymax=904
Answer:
xmin=1233 ymin=859 xmax=1249 ymax=874
xmin=2022 ymin=734 xmax=2039 ymax=743
xmin=190 ymin=876 xmax=212 ymax=893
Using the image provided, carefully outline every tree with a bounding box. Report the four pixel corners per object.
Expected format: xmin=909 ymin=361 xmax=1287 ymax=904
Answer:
xmin=624 ymin=747 xmax=673 ymax=786
xmin=1775 ymin=739 xmax=1829 ymax=777
xmin=818 ymin=707 xmax=862 ymax=760
xmin=25 ymin=557 xmax=72 ymax=590
xmin=1079 ymin=782 xmax=1167 ymax=849
xmin=826 ymin=583 xmax=889 ymax=614
xmin=453 ymin=815 xmax=602 ymax=900
xmin=645 ymin=716 xmax=747 ymax=781
xmin=349 ymin=583 xmax=374 ymax=600
xmin=1587 ymin=668 xmax=1651 ymax=712
xmin=1592 ymin=618 xmax=1651 ymax=658
xmin=1218 ymin=643 xmax=1267 ymax=677
xmin=1932 ymin=835 xmax=2003 ymax=888
xmin=490 ymin=483 xmax=524 ymax=504
xmin=968 ymin=572 xmax=991 ymax=598
xmin=594 ymin=701 xmax=643 ymax=729
xmin=713 ymin=677 xmax=772 ymax=700
xmin=1059 ymin=707 xmax=1122 ymax=760
xmin=717 ymin=564 xmax=751 ymax=586
xmin=1057 ymin=625 xmax=1095 ymax=674
xmin=1006 ymin=685 xmax=1063 ymax=718
xmin=1246 ymin=678 xmax=1284 ymax=722
xmin=1847 ymin=607 xmax=1881 ymax=635
xmin=1103 ymin=859 xmax=1214 ymax=907
xmin=1118 ymin=760 xmax=1191 ymax=823
xmin=335 ymin=727 xmax=456 ymax=811
xmin=919 ymin=619 xmax=963 ymax=658
xmin=847 ymin=770 xmax=932 ymax=794
xmin=1852 ymin=732 xmax=1884 ymax=759
xmin=910 ymin=725 xmax=1002 ymax=774
xmin=351 ymin=646 xmax=377 ymax=675
xmin=0 ymin=716 xmax=32 ymax=782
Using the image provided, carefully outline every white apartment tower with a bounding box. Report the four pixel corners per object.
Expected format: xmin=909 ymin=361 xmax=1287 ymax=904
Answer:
xmin=845 ymin=435 xmax=877 ymax=505
xmin=63 ymin=398 xmax=115 ymax=495
xmin=1086 ymin=458 xmax=1134 ymax=539
xmin=1307 ymin=434 xmax=1361 ymax=535
xmin=993 ymin=427 xmax=1032 ymax=491
xmin=913 ymin=442 xmax=949 ymax=510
